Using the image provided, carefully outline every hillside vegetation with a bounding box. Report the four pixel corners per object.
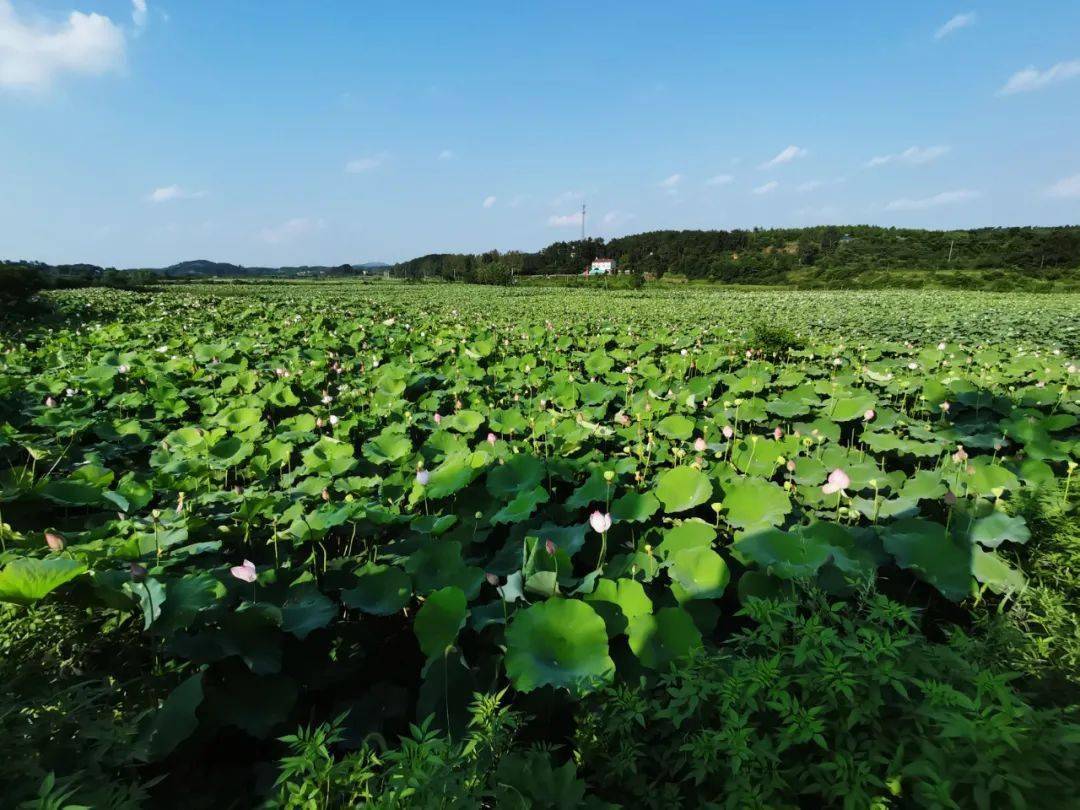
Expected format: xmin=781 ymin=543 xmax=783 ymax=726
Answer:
xmin=392 ymin=225 xmax=1080 ymax=290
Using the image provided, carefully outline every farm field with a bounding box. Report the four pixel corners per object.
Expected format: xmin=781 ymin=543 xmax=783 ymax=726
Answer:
xmin=2 ymin=282 xmax=1080 ymax=808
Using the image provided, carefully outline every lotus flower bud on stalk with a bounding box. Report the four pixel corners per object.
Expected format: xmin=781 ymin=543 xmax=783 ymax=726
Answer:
xmin=433 ymin=412 xmax=442 ymax=425
xmin=45 ymin=396 xmax=56 ymax=408
xmin=485 ymin=573 xmax=500 ymax=586
xmin=863 ymin=409 xmax=875 ymax=421
xmin=722 ymin=425 xmax=734 ymax=440
xmin=416 ymin=469 xmax=430 ymax=486
xmin=45 ymin=531 xmax=65 ymax=552
xmin=773 ymin=427 xmax=783 ymax=440
xmin=952 ymin=446 xmax=968 ymax=464
xmin=694 ymin=437 xmax=707 ymax=453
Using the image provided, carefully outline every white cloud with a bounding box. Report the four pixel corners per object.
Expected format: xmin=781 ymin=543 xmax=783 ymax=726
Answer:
xmin=705 ymin=174 xmax=733 ymax=186
xmin=0 ymin=0 xmax=126 ymax=90
xmin=1046 ymin=173 xmax=1080 ymax=199
xmin=760 ymin=145 xmax=807 ymax=169
xmin=865 ymin=145 xmax=951 ymax=168
xmin=602 ymin=210 xmax=635 ymax=227
xmin=482 ymin=195 xmax=497 ymax=209
xmin=147 ymin=185 xmax=206 ymax=203
xmin=438 ymin=149 xmax=455 ymax=160
xmin=551 ymin=189 xmax=584 ymax=206
xmin=753 ymin=180 xmax=780 ymax=195
xmin=659 ymin=173 xmax=682 ymax=188
xmin=935 ymin=12 xmax=976 ymax=40
xmin=132 ymin=0 xmax=148 ymax=29
xmin=259 ymin=217 xmax=326 ymax=245
xmin=885 ymin=189 xmax=980 ymax=211
xmin=1000 ymin=59 xmax=1080 ymax=95
xmin=548 ymin=212 xmax=583 ymax=227
xmin=345 ymin=155 xmax=384 ymax=173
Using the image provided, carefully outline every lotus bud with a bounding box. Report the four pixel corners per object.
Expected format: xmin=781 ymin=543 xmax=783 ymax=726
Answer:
xmin=485 ymin=572 xmax=500 ymax=586
xmin=45 ymin=531 xmax=65 ymax=551
xmin=545 ymin=539 xmax=557 ymax=556
xmin=416 ymin=469 xmax=430 ymax=486
xmin=694 ymin=437 xmax=707 ymax=453
xmin=486 ymin=432 xmax=496 ymax=445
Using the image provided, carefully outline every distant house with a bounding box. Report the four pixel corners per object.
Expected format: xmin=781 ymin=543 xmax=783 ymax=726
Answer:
xmin=586 ymin=258 xmax=616 ymax=276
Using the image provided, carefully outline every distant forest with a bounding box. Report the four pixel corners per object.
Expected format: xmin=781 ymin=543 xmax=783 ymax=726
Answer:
xmin=392 ymin=225 xmax=1080 ymax=289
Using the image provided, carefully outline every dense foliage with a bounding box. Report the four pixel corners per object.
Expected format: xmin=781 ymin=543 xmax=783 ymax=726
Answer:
xmin=391 ymin=226 xmax=1080 ymax=290
xmin=0 ymin=282 xmax=1077 ymax=807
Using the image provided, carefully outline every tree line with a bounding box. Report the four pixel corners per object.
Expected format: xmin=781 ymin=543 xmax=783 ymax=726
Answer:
xmin=391 ymin=225 xmax=1080 ymax=288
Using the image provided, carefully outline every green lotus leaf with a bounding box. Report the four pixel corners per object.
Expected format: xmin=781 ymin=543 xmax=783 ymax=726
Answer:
xmin=207 ymin=671 xmax=297 ymax=740
xmin=0 ymin=557 xmax=88 ymax=606
xmin=414 ymin=586 xmax=467 ymax=659
xmin=487 ymin=454 xmax=545 ymax=499
xmin=667 ymin=547 xmax=730 ymax=602
xmin=281 ymin=584 xmax=338 ymax=640
xmin=880 ymin=518 xmax=972 ymax=601
xmin=405 ymin=541 xmax=484 ymax=599
xmin=504 ymin=599 xmax=614 ymax=694
xmin=492 ymin=485 xmax=549 ymax=524
xmin=656 ymin=414 xmax=695 ymax=441
xmin=341 ymin=563 xmax=412 ymax=615
xmin=722 ymin=478 xmax=791 ymax=531
xmin=362 ymin=431 xmax=413 ymax=465
xmin=425 ymin=452 xmax=482 ymax=499
xmin=300 ymin=437 xmax=356 ymax=476
xmin=971 ymin=548 xmax=1026 ymax=594
xmin=968 ymin=511 xmax=1030 ymax=549
xmin=443 ymin=409 xmax=484 ymax=433
xmin=655 ymin=466 xmax=713 ymax=513
xmin=610 ymin=490 xmax=660 ymax=523
xmin=39 ymin=479 xmax=103 ymax=507
xmin=656 ymin=519 xmax=716 ymax=558
xmin=582 ymin=577 xmax=653 ymax=637
xmin=134 ymin=672 xmax=204 ymax=762
xmin=627 ymin=607 xmax=703 ymax=670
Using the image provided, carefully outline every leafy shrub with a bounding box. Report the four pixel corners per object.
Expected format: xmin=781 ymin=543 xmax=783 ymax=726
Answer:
xmin=473 ymin=262 xmax=514 ymax=286
xmin=750 ymin=321 xmax=803 ymax=355
xmin=268 ymin=691 xmax=602 ymax=809
xmin=575 ymin=591 xmax=1080 ymax=809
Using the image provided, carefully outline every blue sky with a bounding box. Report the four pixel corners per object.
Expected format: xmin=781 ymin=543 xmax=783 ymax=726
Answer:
xmin=1 ymin=0 xmax=1079 ymax=267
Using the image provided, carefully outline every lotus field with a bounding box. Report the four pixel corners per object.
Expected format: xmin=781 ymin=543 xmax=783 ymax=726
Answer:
xmin=2 ymin=283 xmax=1080 ymax=807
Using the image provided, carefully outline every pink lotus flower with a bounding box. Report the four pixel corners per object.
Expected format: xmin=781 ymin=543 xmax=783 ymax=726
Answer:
xmin=940 ymin=402 xmax=951 ymax=412
xmin=822 ymin=468 xmax=850 ymax=496
xmin=693 ymin=437 xmax=707 ymax=453
xmin=485 ymin=572 xmax=500 ymax=586
xmin=952 ymin=446 xmax=968 ymax=463
xmin=615 ymin=413 xmax=631 ymax=427
xmin=545 ymin=539 xmax=557 ymax=556
xmin=45 ymin=396 xmax=56 ymax=408
xmin=589 ymin=511 xmax=612 ymax=534
xmin=487 ymin=432 xmax=497 ymax=445
xmin=722 ymin=425 xmax=734 ymax=439
xmin=772 ymin=427 xmax=783 ymax=440
xmin=863 ymin=409 xmax=875 ymax=421
xmin=230 ymin=559 xmax=257 ymax=584
xmin=45 ymin=531 xmax=65 ymax=551
xmin=416 ymin=469 xmax=430 ymax=486
xmin=433 ymin=412 xmax=442 ymax=425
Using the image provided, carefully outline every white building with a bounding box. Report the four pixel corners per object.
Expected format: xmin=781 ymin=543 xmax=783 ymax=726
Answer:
xmin=587 ymin=258 xmax=616 ymax=276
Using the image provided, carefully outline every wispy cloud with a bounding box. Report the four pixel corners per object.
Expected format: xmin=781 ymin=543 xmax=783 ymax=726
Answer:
xmin=548 ymin=212 xmax=583 ymax=227
xmin=865 ymin=145 xmax=951 ymax=168
xmin=259 ymin=217 xmax=326 ymax=245
xmin=602 ymin=210 xmax=636 ymax=227
xmin=1046 ymin=173 xmax=1080 ymax=199
xmin=551 ymin=190 xmax=585 ymax=206
xmin=659 ymin=173 xmax=682 ymax=188
xmin=885 ymin=189 xmax=980 ymax=211
xmin=132 ymin=0 xmax=148 ymax=29
xmin=1000 ymin=59 xmax=1080 ymax=95
xmin=705 ymin=174 xmax=734 ymax=186
xmin=482 ymin=195 xmax=497 ymax=209
xmin=147 ymin=185 xmax=206 ymax=203
xmin=935 ymin=12 xmax=976 ymax=40
xmin=0 ymin=0 xmax=127 ymax=90
xmin=760 ymin=145 xmax=807 ymax=169
xmin=345 ymin=154 xmax=386 ymax=173
xmin=753 ymin=180 xmax=780 ymax=195
xmin=438 ymin=149 xmax=455 ymax=161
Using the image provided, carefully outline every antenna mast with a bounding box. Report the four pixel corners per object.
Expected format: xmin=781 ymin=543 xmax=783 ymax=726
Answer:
xmin=581 ymin=203 xmax=586 ymax=242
